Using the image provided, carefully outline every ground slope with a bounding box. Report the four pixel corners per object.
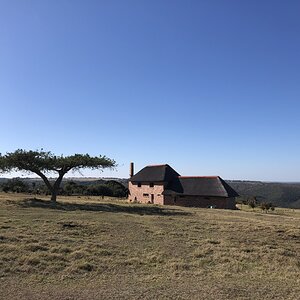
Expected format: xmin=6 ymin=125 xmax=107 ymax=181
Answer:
xmin=0 ymin=193 xmax=299 ymax=300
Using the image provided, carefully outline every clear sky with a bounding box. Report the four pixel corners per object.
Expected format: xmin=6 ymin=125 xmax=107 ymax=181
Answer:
xmin=0 ymin=0 xmax=300 ymax=181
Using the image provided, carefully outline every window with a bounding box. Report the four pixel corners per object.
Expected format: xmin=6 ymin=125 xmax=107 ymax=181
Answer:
xmin=149 ymin=182 xmax=154 ymax=187
xmin=143 ymin=193 xmax=149 ymax=197
xmin=137 ymin=182 xmax=141 ymax=187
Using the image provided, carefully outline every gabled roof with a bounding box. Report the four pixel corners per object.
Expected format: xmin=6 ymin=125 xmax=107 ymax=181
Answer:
xmin=130 ymin=164 xmax=180 ymax=182
xmin=164 ymin=176 xmax=239 ymax=197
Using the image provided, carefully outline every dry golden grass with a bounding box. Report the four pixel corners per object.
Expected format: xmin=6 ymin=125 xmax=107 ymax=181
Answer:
xmin=0 ymin=193 xmax=299 ymax=299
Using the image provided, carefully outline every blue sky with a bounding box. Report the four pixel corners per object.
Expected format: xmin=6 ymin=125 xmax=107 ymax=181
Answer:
xmin=0 ymin=0 xmax=300 ymax=181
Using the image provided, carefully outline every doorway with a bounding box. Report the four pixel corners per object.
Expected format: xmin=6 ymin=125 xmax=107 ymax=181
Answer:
xmin=150 ymin=194 xmax=154 ymax=204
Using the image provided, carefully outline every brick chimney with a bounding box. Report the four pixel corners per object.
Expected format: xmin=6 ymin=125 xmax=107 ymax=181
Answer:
xmin=130 ymin=162 xmax=134 ymax=178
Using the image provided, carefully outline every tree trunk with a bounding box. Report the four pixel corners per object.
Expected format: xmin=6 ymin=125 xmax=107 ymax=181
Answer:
xmin=34 ymin=169 xmax=65 ymax=203
xmin=51 ymin=192 xmax=57 ymax=203
xmin=50 ymin=172 xmax=65 ymax=203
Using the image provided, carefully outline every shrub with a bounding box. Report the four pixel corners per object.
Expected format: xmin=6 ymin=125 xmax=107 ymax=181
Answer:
xmin=248 ymin=199 xmax=256 ymax=211
xmin=62 ymin=180 xmax=128 ymax=198
xmin=260 ymin=202 xmax=274 ymax=213
xmin=1 ymin=178 xmax=30 ymax=193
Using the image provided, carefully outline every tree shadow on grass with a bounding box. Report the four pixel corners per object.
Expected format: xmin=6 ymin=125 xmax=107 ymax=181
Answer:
xmin=15 ymin=198 xmax=191 ymax=216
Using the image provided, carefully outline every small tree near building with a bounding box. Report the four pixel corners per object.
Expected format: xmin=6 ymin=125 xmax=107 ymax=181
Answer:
xmin=248 ymin=198 xmax=256 ymax=211
xmin=260 ymin=202 xmax=274 ymax=213
xmin=0 ymin=149 xmax=115 ymax=203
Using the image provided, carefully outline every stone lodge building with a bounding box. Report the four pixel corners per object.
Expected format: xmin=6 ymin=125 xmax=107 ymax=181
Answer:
xmin=128 ymin=164 xmax=238 ymax=209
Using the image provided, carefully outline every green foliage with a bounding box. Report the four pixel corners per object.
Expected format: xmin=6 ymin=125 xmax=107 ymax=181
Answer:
xmin=260 ymin=202 xmax=274 ymax=213
xmin=0 ymin=149 xmax=116 ymax=202
xmin=64 ymin=181 xmax=86 ymax=195
xmin=0 ymin=178 xmax=127 ymax=198
xmin=247 ymin=197 xmax=257 ymax=210
xmin=1 ymin=178 xmax=30 ymax=193
xmin=63 ymin=180 xmax=128 ymax=198
xmin=105 ymin=180 xmax=128 ymax=197
xmin=0 ymin=149 xmax=115 ymax=174
xmin=86 ymin=185 xmax=112 ymax=196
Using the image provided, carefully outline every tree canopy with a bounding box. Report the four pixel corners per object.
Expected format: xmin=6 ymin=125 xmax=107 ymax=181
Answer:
xmin=0 ymin=149 xmax=116 ymax=202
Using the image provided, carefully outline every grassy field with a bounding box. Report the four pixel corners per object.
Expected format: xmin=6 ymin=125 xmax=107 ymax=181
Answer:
xmin=0 ymin=193 xmax=299 ymax=300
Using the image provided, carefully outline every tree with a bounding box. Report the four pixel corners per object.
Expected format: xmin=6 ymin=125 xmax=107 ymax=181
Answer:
xmin=0 ymin=149 xmax=115 ymax=203
xmin=260 ymin=202 xmax=274 ymax=213
xmin=247 ymin=198 xmax=256 ymax=211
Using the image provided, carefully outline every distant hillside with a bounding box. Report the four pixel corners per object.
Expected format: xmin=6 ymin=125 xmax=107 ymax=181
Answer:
xmin=1 ymin=177 xmax=300 ymax=208
xmin=228 ymin=180 xmax=300 ymax=208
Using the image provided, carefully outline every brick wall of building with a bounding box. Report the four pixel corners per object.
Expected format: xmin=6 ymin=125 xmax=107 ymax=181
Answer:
xmin=164 ymin=195 xmax=236 ymax=209
xmin=128 ymin=182 xmax=165 ymax=205
xmin=128 ymin=182 xmax=236 ymax=209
